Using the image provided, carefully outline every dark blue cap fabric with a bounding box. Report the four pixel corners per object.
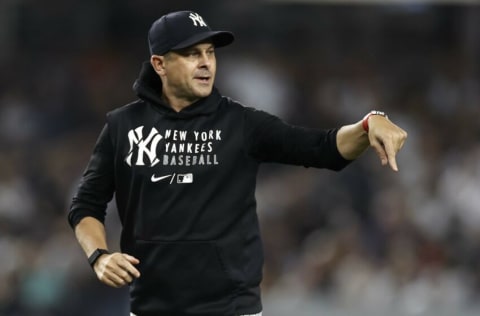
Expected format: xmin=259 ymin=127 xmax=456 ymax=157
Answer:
xmin=148 ymin=11 xmax=235 ymax=55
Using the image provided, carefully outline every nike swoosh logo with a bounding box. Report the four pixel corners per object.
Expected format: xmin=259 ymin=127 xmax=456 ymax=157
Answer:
xmin=151 ymin=174 xmax=172 ymax=182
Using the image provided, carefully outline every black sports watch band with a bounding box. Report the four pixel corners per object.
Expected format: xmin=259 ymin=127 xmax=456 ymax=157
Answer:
xmin=88 ymin=248 xmax=110 ymax=268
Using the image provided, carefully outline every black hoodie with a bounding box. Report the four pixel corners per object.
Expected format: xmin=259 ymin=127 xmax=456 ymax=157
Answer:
xmin=68 ymin=62 xmax=350 ymax=316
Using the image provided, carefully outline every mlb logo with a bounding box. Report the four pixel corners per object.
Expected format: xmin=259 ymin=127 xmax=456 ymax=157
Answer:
xmin=177 ymin=173 xmax=193 ymax=183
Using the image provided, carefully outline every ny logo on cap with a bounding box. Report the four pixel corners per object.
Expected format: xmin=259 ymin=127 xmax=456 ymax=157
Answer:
xmin=188 ymin=12 xmax=207 ymax=27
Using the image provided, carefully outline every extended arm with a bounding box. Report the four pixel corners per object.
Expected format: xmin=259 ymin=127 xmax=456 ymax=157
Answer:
xmin=336 ymin=113 xmax=407 ymax=171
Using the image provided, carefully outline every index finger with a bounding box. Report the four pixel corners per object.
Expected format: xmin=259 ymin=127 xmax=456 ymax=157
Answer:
xmin=383 ymin=139 xmax=399 ymax=172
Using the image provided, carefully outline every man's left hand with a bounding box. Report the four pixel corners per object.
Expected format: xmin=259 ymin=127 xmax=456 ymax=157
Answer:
xmin=367 ymin=115 xmax=408 ymax=171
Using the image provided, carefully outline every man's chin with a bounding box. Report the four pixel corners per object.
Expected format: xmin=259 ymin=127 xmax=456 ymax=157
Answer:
xmin=195 ymin=87 xmax=213 ymax=98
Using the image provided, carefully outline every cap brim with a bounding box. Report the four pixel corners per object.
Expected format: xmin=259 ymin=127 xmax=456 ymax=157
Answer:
xmin=171 ymin=31 xmax=234 ymax=51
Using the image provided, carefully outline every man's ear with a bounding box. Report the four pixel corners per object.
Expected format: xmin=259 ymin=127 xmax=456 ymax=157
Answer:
xmin=150 ymin=55 xmax=166 ymax=75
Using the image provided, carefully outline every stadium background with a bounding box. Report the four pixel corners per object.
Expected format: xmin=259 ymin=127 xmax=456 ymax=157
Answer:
xmin=0 ymin=0 xmax=479 ymax=315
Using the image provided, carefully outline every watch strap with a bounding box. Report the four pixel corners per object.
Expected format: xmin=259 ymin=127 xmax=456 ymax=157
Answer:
xmin=362 ymin=110 xmax=388 ymax=132
xmin=88 ymin=248 xmax=110 ymax=268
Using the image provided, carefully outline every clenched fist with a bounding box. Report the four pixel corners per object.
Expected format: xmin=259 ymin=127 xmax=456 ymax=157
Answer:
xmin=94 ymin=252 xmax=141 ymax=288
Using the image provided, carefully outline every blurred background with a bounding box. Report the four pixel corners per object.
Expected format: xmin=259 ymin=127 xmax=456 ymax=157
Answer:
xmin=1 ymin=0 xmax=479 ymax=315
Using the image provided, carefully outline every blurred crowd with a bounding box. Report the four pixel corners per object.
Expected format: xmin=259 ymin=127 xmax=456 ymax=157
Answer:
xmin=0 ymin=1 xmax=479 ymax=315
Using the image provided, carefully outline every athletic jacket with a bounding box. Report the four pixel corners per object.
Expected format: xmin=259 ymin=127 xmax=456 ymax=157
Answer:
xmin=68 ymin=61 xmax=351 ymax=316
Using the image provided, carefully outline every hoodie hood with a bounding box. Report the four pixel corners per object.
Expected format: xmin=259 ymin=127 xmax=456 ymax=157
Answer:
xmin=132 ymin=61 xmax=222 ymax=119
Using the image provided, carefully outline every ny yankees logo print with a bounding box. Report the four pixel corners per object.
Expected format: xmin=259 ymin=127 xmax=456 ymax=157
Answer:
xmin=125 ymin=126 xmax=222 ymax=168
xmin=188 ymin=12 xmax=207 ymax=27
xmin=125 ymin=126 xmax=162 ymax=167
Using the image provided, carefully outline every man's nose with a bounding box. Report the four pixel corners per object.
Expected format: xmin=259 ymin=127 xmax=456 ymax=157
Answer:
xmin=199 ymin=52 xmax=212 ymax=67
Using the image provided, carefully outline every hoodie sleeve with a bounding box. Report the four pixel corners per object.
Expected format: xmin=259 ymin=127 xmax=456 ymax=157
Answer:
xmin=67 ymin=123 xmax=115 ymax=228
xmin=244 ymin=108 xmax=351 ymax=171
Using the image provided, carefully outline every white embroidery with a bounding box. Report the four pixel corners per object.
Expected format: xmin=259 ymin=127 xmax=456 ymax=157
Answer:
xmin=188 ymin=12 xmax=207 ymax=27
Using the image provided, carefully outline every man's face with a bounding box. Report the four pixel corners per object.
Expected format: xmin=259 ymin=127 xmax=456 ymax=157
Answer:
xmin=160 ymin=42 xmax=216 ymax=105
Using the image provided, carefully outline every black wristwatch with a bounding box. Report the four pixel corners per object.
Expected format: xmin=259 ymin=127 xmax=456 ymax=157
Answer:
xmin=88 ymin=248 xmax=110 ymax=268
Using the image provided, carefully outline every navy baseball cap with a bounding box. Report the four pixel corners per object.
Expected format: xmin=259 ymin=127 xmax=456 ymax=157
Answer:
xmin=148 ymin=11 xmax=235 ymax=55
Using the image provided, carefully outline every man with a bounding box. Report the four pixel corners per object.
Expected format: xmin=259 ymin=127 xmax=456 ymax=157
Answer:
xmin=68 ymin=10 xmax=407 ymax=316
